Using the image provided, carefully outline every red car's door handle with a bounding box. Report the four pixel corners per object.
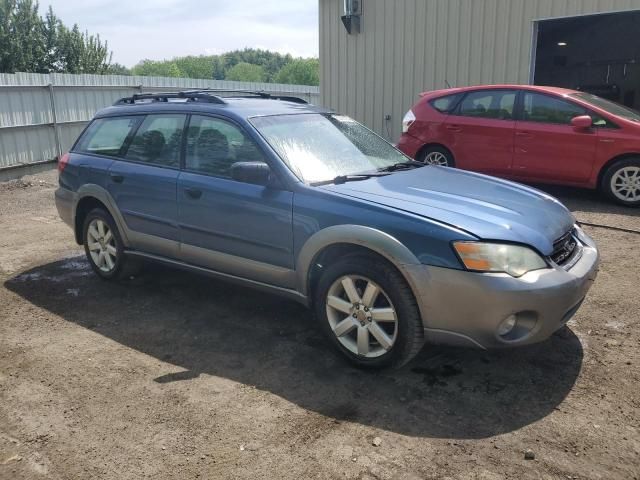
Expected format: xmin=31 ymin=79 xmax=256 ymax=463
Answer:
xmin=446 ymin=125 xmax=462 ymax=132
xmin=515 ymin=131 xmax=533 ymax=138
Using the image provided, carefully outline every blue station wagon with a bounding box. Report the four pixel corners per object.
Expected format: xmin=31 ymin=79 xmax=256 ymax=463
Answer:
xmin=55 ymin=90 xmax=599 ymax=368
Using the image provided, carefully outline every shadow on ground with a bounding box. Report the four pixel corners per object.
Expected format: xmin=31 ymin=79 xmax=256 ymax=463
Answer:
xmin=532 ymin=183 xmax=640 ymax=219
xmin=5 ymin=256 xmax=584 ymax=439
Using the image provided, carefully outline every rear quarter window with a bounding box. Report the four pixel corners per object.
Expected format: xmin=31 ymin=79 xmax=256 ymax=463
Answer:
xmin=75 ymin=117 xmax=141 ymax=157
xmin=429 ymin=94 xmax=463 ymax=113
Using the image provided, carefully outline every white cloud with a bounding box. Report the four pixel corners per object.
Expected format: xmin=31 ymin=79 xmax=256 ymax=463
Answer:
xmin=42 ymin=0 xmax=319 ymax=66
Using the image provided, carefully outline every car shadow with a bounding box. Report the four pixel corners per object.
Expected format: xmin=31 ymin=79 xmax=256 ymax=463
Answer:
xmin=5 ymin=256 xmax=584 ymax=439
xmin=531 ymin=183 xmax=640 ymax=219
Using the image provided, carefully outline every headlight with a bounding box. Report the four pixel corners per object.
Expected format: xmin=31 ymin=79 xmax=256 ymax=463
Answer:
xmin=453 ymin=242 xmax=548 ymax=277
xmin=573 ymin=224 xmax=593 ymax=247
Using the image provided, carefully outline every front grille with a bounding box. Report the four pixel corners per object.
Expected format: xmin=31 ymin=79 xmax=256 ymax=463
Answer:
xmin=550 ymin=229 xmax=581 ymax=268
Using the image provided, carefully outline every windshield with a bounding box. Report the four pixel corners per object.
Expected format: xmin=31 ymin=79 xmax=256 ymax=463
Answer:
xmin=570 ymin=93 xmax=640 ymax=122
xmin=250 ymin=114 xmax=411 ymax=183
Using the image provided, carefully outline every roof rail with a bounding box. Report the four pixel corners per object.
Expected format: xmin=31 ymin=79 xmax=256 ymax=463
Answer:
xmin=184 ymin=89 xmax=309 ymax=104
xmin=114 ymin=91 xmax=227 ymax=106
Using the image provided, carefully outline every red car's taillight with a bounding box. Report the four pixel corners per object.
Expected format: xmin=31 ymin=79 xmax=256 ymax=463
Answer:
xmin=58 ymin=152 xmax=70 ymax=173
xmin=402 ymin=110 xmax=416 ymax=133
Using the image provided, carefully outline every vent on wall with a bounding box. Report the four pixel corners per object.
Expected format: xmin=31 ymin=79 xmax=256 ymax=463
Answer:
xmin=342 ymin=0 xmax=362 ymax=34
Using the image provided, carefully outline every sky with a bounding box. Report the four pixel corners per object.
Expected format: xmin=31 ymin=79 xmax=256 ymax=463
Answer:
xmin=43 ymin=0 xmax=320 ymax=67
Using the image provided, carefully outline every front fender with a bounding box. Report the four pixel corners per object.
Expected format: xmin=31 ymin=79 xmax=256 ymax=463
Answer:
xmin=295 ymin=225 xmax=423 ymax=297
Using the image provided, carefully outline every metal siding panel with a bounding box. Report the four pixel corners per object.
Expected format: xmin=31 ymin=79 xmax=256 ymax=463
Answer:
xmin=319 ymin=0 xmax=640 ymax=139
xmin=0 ymin=73 xmax=318 ymax=169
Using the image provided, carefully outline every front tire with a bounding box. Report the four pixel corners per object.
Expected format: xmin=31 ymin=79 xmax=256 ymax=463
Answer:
xmin=314 ymin=254 xmax=425 ymax=369
xmin=417 ymin=145 xmax=455 ymax=167
xmin=83 ymin=208 xmax=129 ymax=280
xmin=602 ymin=158 xmax=640 ymax=207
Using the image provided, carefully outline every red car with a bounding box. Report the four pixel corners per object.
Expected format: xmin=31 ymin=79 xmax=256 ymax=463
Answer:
xmin=398 ymin=85 xmax=640 ymax=206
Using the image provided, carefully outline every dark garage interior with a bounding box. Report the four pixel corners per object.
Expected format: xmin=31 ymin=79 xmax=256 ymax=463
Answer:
xmin=534 ymin=10 xmax=640 ymax=110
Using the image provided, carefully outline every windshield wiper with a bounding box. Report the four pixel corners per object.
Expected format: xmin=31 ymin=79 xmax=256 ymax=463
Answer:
xmin=378 ymin=160 xmax=425 ymax=173
xmin=311 ymin=172 xmax=390 ymax=186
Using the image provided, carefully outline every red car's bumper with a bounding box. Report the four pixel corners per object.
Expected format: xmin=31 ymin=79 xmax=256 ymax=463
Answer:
xmin=396 ymin=133 xmax=423 ymax=159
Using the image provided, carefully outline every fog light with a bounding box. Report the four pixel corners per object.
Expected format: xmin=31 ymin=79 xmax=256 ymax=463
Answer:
xmin=497 ymin=314 xmax=517 ymax=337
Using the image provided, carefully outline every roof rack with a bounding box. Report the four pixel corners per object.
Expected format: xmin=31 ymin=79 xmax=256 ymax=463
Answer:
xmin=113 ymin=89 xmax=309 ymax=106
xmin=114 ymin=91 xmax=227 ymax=106
xmin=182 ymin=89 xmax=309 ymax=104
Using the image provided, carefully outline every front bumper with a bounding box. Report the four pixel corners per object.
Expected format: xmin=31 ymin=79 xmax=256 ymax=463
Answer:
xmin=403 ymin=238 xmax=600 ymax=349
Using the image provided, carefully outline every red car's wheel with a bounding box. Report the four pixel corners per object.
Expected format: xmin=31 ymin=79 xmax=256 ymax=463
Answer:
xmin=602 ymin=158 xmax=640 ymax=207
xmin=418 ymin=146 xmax=455 ymax=167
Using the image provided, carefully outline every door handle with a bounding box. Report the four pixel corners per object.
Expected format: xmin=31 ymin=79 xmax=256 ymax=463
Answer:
xmin=184 ymin=187 xmax=202 ymax=199
xmin=110 ymin=174 xmax=124 ymax=183
xmin=446 ymin=125 xmax=462 ymax=132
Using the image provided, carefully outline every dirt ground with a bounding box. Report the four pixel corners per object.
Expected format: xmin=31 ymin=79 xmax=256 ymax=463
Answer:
xmin=0 ymin=169 xmax=638 ymax=480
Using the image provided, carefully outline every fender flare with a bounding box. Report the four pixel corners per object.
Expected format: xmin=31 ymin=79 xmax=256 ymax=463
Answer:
xmin=295 ymin=225 xmax=422 ymax=296
xmin=74 ymin=184 xmax=131 ymax=247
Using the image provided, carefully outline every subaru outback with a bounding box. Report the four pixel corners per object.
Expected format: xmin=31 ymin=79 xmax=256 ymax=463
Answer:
xmin=55 ymin=90 xmax=599 ymax=368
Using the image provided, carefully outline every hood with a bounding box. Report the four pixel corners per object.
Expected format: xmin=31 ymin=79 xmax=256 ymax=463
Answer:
xmin=321 ymin=167 xmax=575 ymax=255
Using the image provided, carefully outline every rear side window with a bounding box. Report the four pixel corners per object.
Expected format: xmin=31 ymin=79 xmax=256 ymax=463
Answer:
xmin=458 ymin=90 xmax=516 ymax=120
xmin=75 ymin=117 xmax=141 ymax=157
xmin=125 ymin=114 xmax=187 ymax=168
xmin=430 ymin=94 xmax=462 ymax=113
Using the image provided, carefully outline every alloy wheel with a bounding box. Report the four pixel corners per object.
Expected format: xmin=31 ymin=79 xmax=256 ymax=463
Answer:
xmin=611 ymin=166 xmax=640 ymax=202
xmin=423 ymin=151 xmax=449 ymax=166
xmin=325 ymin=275 xmax=398 ymax=358
xmin=87 ymin=219 xmax=117 ymax=273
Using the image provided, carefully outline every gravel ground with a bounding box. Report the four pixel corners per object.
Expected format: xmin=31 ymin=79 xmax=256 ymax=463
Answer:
xmin=0 ymin=169 xmax=639 ymax=480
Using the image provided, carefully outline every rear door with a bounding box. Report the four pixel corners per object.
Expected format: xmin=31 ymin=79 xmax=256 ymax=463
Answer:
xmin=513 ymin=92 xmax=597 ymax=183
xmin=177 ymin=115 xmax=294 ymax=287
xmin=443 ymin=89 xmax=517 ymax=175
xmin=107 ymin=113 xmax=186 ymax=259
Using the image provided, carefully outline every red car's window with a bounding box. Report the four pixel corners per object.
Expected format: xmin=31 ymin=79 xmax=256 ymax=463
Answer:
xmin=522 ymin=93 xmax=586 ymax=125
xmin=458 ymin=90 xmax=516 ymax=120
xmin=430 ymin=94 xmax=463 ymax=113
xmin=522 ymin=92 xmax=616 ymax=128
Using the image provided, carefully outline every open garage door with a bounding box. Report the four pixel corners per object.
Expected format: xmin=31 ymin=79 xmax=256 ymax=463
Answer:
xmin=532 ymin=10 xmax=640 ymax=110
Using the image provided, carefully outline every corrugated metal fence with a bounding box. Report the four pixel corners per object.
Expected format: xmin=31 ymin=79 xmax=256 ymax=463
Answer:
xmin=0 ymin=73 xmax=320 ymax=170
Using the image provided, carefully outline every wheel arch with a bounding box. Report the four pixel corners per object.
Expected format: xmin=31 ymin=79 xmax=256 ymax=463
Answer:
xmin=596 ymin=152 xmax=640 ymax=189
xmin=296 ymin=225 xmax=422 ymax=300
xmin=73 ymin=185 xmax=130 ymax=247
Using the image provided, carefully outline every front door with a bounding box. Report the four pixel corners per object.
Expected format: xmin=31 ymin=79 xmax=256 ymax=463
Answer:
xmin=107 ymin=113 xmax=187 ymax=258
xmin=443 ymin=89 xmax=517 ymax=176
xmin=513 ymin=91 xmax=597 ymax=183
xmin=177 ymin=115 xmax=295 ymax=288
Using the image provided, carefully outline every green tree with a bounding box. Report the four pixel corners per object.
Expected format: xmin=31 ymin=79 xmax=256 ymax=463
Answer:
xmin=0 ymin=0 xmax=46 ymax=73
xmin=173 ymin=55 xmax=214 ymax=79
xmin=225 ymin=62 xmax=265 ymax=82
xmin=274 ymin=58 xmax=319 ymax=86
xmin=221 ymin=48 xmax=292 ymax=82
xmin=0 ymin=0 xmax=112 ymax=74
xmin=131 ymin=59 xmax=183 ymax=77
xmin=105 ymin=62 xmax=130 ymax=75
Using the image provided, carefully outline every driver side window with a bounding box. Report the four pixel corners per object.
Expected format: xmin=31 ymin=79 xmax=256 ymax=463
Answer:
xmin=185 ymin=116 xmax=266 ymax=178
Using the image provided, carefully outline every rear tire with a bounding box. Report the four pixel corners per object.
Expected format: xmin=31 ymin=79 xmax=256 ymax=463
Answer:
xmin=417 ymin=145 xmax=455 ymax=167
xmin=313 ymin=254 xmax=425 ymax=369
xmin=83 ymin=208 xmax=138 ymax=280
xmin=601 ymin=158 xmax=640 ymax=207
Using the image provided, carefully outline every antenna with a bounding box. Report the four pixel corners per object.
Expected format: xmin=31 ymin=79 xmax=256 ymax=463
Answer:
xmin=445 ymin=80 xmax=452 ymax=89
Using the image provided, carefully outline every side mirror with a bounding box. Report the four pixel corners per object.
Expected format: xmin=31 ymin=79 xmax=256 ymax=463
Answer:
xmin=230 ymin=162 xmax=273 ymax=186
xmin=571 ymin=115 xmax=593 ymax=130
